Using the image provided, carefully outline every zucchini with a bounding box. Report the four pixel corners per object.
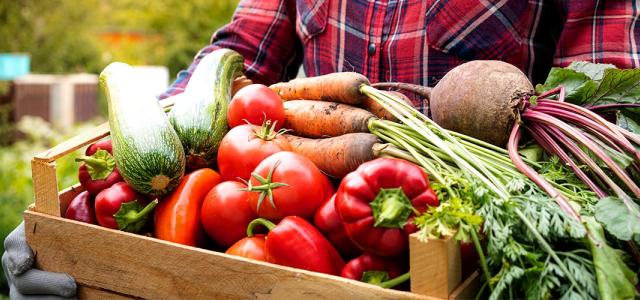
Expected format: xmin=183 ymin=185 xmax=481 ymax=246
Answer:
xmin=169 ymin=49 xmax=244 ymax=169
xmin=100 ymin=62 xmax=185 ymax=196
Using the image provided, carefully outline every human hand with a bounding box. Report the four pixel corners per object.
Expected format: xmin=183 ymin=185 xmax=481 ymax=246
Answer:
xmin=2 ymin=222 xmax=77 ymax=299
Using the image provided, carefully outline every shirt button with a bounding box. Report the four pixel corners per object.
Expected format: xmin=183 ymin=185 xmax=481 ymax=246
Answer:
xmin=368 ymin=43 xmax=376 ymax=56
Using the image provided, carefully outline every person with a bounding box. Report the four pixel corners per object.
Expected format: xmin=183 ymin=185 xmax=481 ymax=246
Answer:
xmin=3 ymin=0 xmax=639 ymax=298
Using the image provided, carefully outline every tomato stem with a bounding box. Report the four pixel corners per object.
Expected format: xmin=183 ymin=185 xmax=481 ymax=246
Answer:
xmin=252 ymin=116 xmax=289 ymax=141
xmin=243 ymin=160 xmax=289 ymax=212
xmin=247 ymin=218 xmax=276 ymax=237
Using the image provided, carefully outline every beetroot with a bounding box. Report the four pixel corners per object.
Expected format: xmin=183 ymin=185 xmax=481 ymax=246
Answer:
xmin=430 ymin=60 xmax=533 ymax=146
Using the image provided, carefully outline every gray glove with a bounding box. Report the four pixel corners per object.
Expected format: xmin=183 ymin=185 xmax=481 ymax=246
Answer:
xmin=2 ymin=222 xmax=77 ymax=300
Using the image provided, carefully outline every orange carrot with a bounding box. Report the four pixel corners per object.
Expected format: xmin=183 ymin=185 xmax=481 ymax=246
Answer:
xmin=283 ymin=100 xmax=376 ymax=138
xmin=284 ymin=133 xmax=379 ymax=178
xmin=232 ymin=75 xmax=253 ymax=96
xmin=270 ymin=72 xmax=370 ymax=105
xmin=362 ymin=91 xmax=412 ymax=121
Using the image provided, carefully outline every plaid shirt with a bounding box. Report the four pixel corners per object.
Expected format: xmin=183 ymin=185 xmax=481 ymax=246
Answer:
xmin=160 ymin=0 xmax=640 ymax=111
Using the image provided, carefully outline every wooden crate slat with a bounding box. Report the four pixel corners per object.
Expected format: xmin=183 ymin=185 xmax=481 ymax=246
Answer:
xmin=24 ymin=209 xmax=434 ymax=300
xmin=449 ymin=271 xmax=481 ymax=300
xmin=77 ymin=285 xmax=136 ymax=300
xmin=34 ymin=122 xmax=110 ymax=162
xmin=409 ymin=234 xmax=461 ymax=299
xmin=31 ymin=159 xmax=60 ymax=216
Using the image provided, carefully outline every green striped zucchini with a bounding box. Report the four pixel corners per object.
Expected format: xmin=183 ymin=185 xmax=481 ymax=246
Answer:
xmin=100 ymin=62 xmax=186 ymax=196
xmin=169 ymin=49 xmax=244 ymax=169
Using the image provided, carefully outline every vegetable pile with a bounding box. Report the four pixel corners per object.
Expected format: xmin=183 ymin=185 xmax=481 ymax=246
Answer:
xmin=61 ymin=50 xmax=640 ymax=299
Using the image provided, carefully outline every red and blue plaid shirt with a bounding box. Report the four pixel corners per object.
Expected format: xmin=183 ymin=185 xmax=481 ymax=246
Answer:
xmin=160 ymin=0 xmax=640 ymax=112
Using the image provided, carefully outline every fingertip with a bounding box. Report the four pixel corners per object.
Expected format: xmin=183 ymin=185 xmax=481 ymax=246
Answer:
xmin=59 ymin=274 xmax=78 ymax=298
xmin=8 ymin=252 xmax=34 ymax=276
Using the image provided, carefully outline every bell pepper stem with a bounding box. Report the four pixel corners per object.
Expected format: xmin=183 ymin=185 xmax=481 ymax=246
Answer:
xmin=75 ymin=149 xmax=116 ymax=180
xmin=75 ymin=156 xmax=109 ymax=169
xmin=377 ymin=272 xmax=410 ymax=289
xmin=115 ymin=199 xmax=158 ymax=233
xmin=370 ymin=188 xmax=415 ymax=228
xmin=247 ymin=218 xmax=276 ymax=237
xmin=361 ymin=271 xmax=390 ymax=284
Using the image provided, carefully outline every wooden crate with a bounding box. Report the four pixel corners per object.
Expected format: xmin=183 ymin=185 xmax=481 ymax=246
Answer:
xmin=24 ymin=98 xmax=479 ymax=300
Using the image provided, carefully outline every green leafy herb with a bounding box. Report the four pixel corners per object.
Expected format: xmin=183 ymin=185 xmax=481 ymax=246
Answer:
xmin=414 ymin=177 xmax=483 ymax=243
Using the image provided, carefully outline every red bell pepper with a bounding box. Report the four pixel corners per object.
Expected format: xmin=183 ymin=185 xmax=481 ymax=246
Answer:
xmin=76 ymin=139 xmax=123 ymax=195
xmin=460 ymin=241 xmax=479 ymax=279
xmin=225 ymin=234 xmax=267 ymax=262
xmin=64 ymin=191 xmax=96 ymax=224
xmin=314 ymin=194 xmax=362 ymax=258
xmin=86 ymin=139 xmax=113 ymax=154
xmin=247 ymin=216 xmax=345 ymax=275
xmin=154 ymin=168 xmax=222 ymax=246
xmin=94 ymin=182 xmax=157 ymax=232
xmin=335 ymin=157 xmax=438 ymax=257
xmin=341 ymin=253 xmax=409 ymax=288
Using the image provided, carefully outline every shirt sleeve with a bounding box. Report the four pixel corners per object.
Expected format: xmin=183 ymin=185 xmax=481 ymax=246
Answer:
xmin=159 ymin=0 xmax=303 ymax=100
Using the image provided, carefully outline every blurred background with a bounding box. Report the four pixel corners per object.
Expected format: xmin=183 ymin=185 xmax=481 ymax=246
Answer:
xmin=0 ymin=0 xmax=238 ymax=297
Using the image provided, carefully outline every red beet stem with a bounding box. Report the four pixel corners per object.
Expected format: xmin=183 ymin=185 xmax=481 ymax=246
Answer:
xmin=587 ymin=103 xmax=640 ymax=111
xmin=537 ymin=100 xmax=632 ymax=147
xmin=508 ymin=123 xmax=582 ymax=221
xmin=531 ymin=105 xmax=634 ymax=155
xmin=524 ymin=110 xmax=640 ymax=198
xmin=527 ymin=123 xmax=607 ymax=198
xmin=537 ymin=86 xmax=563 ymax=99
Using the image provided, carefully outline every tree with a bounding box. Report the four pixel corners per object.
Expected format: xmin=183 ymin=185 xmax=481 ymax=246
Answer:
xmin=0 ymin=0 xmax=103 ymax=74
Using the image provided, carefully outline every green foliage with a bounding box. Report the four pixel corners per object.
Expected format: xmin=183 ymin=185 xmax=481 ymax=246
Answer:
xmin=0 ymin=117 xmax=93 ymax=294
xmin=595 ymin=197 xmax=640 ymax=241
xmin=0 ymin=0 xmax=239 ymax=79
xmin=0 ymin=0 xmax=103 ymax=74
xmin=479 ymin=193 xmax=596 ymax=300
xmin=98 ymin=0 xmax=239 ymax=79
xmin=0 ymin=103 xmax=13 ymax=146
xmin=414 ymin=174 xmax=483 ymax=243
xmin=536 ymin=62 xmax=640 ymax=135
xmin=585 ymin=218 xmax=639 ymax=300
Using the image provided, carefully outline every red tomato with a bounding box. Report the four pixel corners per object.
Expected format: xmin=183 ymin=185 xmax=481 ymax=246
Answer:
xmin=226 ymin=234 xmax=267 ymax=261
xmin=247 ymin=152 xmax=334 ymax=220
xmin=217 ymin=124 xmax=292 ymax=182
xmin=228 ymin=84 xmax=285 ymax=129
xmin=201 ymin=181 xmax=256 ymax=247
